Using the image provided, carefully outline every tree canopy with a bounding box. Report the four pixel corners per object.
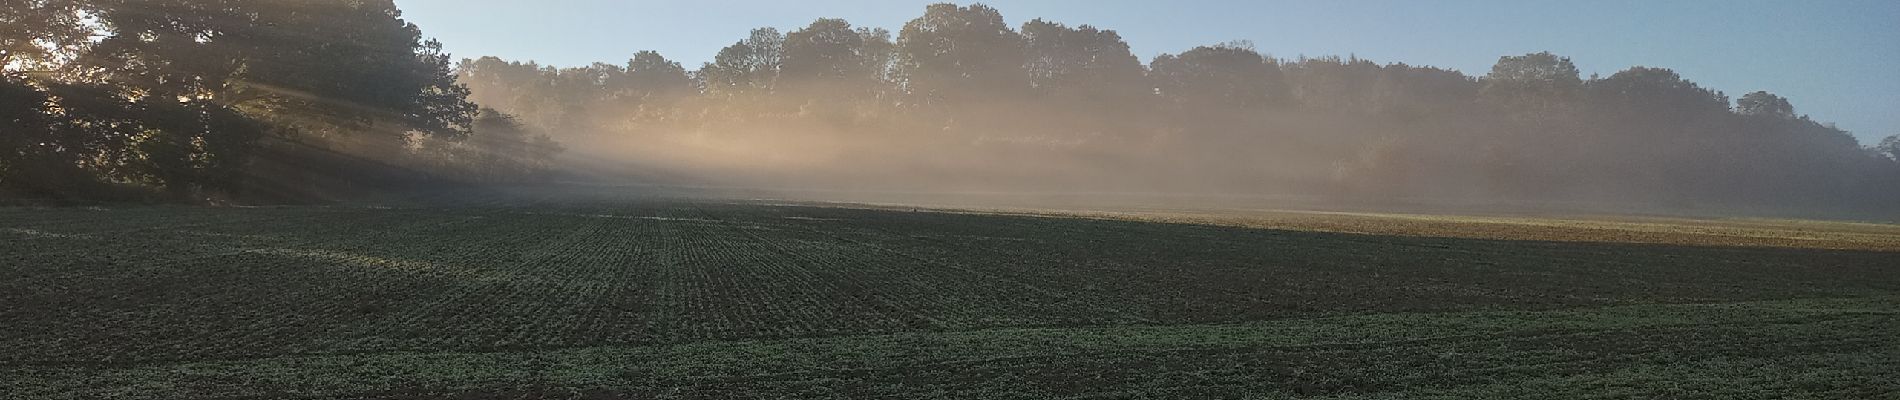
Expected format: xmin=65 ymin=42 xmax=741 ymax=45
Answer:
xmin=2 ymin=0 xmax=555 ymax=201
xmin=4 ymin=2 xmax=1894 ymax=217
xmin=449 ymin=3 xmax=1899 ymax=217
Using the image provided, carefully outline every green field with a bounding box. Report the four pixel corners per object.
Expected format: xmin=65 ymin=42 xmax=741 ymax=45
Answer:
xmin=5 ymin=189 xmax=1899 ymax=399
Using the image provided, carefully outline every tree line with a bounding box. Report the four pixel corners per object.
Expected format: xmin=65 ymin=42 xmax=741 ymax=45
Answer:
xmin=5 ymin=2 xmax=1897 ymax=216
xmin=2 ymin=0 xmax=559 ymax=202
xmin=458 ymin=3 xmax=1900 ymax=216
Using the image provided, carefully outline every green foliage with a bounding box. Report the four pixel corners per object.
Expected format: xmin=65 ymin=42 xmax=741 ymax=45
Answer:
xmin=1587 ymin=66 xmax=1729 ymax=118
xmin=1736 ymin=90 xmax=1796 ymax=119
xmin=1878 ymin=135 xmax=1900 ymax=162
xmin=1484 ymin=51 xmax=1583 ymax=90
xmin=782 ymin=19 xmax=868 ymax=82
xmin=0 ymin=0 xmax=521 ymax=201
xmin=0 ymin=0 xmax=90 ymax=70
xmin=413 ymin=108 xmax=561 ymax=182
xmin=1481 ymin=51 xmax=1583 ymax=117
xmin=622 ymin=50 xmax=693 ymax=100
xmin=448 ymin=1 xmax=1898 ymax=215
xmin=1021 ymin=19 xmax=1146 ymax=100
xmin=7 ymin=1 xmax=1894 ymax=212
xmin=1151 ymin=42 xmax=1290 ymax=109
xmin=896 ymin=3 xmax=1028 ymax=103
xmin=700 ymin=28 xmax=784 ymax=97
xmin=0 ymin=77 xmax=84 ymax=196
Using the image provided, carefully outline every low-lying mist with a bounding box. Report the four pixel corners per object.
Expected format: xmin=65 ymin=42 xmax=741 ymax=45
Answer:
xmin=455 ymin=4 xmax=1900 ymax=219
xmin=5 ymin=1 xmax=1893 ymax=218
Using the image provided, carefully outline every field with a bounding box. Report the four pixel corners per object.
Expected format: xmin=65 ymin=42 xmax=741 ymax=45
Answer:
xmin=4 ymin=187 xmax=1900 ymax=399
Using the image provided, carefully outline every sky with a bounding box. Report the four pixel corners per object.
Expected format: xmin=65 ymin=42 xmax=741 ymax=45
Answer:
xmin=395 ymin=0 xmax=1900 ymax=144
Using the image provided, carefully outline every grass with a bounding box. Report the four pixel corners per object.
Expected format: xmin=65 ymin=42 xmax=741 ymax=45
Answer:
xmin=3 ymin=187 xmax=1897 ymax=398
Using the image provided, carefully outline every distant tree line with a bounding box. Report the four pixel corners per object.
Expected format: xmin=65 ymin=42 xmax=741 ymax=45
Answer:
xmin=2 ymin=0 xmax=558 ymax=203
xmin=6 ymin=2 xmax=1896 ymax=216
xmin=457 ymin=3 xmax=1900 ymax=216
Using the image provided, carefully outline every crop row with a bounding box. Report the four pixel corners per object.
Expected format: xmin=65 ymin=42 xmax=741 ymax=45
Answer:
xmin=8 ymin=296 xmax=1897 ymax=399
xmin=7 ymin=199 xmax=1900 ymax=367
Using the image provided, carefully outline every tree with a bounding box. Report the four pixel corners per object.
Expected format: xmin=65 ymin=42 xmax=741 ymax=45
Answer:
xmin=1484 ymin=52 xmax=1581 ymax=87
xmin=1876 ymin=135 xmax=1900 ymax=162
xmin=0 ymin=76 xmax=85 ymax=196
xmin=133 ymin=97 xmax=265 ymax=196
xmin=1283 ymin=55 xmax=1382 ymax=112
xmin=407 ymin=39 xmax=480 ymax=139
xmin=1481 ymin=52 xmax=1582 ymax=113
xmin=1588 ymin=67 xmax=1727 ymax=113
xmin=783 ymin=19 xmax=866 ymax=82
xmin=1150 ymin=42 xmax=1288 ymax=109
xmin=0 ymin=0 xmax=578 ymax=201
xmin=895 ymin=3 xmax=1027 ymax=103
xmin=17 ymin=1 xmax=1881 ymax=212
xmin=1020 ymin=19 xmax=1145 ymax=99
xmin=699 ymin=28 xmax=783 ymax=96
xmin=617 ymin=50 xmax=693 ymax=101
xmin=743 ymin=27 xmax=785 ymax=83
xmin=858 ymin=27 xmax=897 ymax=95
xmin=1570 ymin=67 xmax=1737 ymax=199
xmin=12 ymin=0 xmax=484 ymax=198
xmin=495 ymin=63 xmax=598 ymax=136
xmin=775 ymin=18 xmax=900 ymax=102
xmin=1736 ymin=91 xmax=1795 ymax=119
xmin=457 ymin=57 xmax=564 ymax=131
xmin=447 ymin=108 xmax=562 ymax=181
xmin=0 ymin=0 xmax=90 ymax=71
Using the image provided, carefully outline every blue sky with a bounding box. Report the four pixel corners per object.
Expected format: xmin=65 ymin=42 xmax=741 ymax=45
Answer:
xmin=396 ymin=0 xmax=1900 ymax=144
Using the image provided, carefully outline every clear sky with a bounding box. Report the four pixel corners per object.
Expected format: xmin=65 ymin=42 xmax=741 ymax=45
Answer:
xmin=395 ymin=0 xmax=1900 ymax=144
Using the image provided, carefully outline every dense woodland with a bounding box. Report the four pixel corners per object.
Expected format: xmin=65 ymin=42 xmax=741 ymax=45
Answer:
xmin=1 ymin=0 xmax=558 ymax=202
xmin=5 ymin=2 xmax=1899 ymax=216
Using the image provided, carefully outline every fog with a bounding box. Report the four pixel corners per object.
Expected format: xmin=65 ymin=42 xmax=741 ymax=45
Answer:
xmin=453 ymin=5 xmax=1900 ymax=218
xmin=6 ymin=2 xmax=1896 ymax=219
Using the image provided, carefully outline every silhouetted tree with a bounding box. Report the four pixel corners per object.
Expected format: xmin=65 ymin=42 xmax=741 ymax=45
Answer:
xmin=699 ymin=28 xmax=784 ymax=97
xmin=1021 ymin=19 xmax=1146 ymax=99
xmin=619 ymin=51 xmax=694 ymax=101
xmin=895 ymin=3 xmax=1028 ymax=104
xmin=1 ymin=0 xmax=491 ymax=200
xmin=0 ymin=0 xmax=89 ymax=70
xmin=1873 ymin=135 xmax=1900 ymax=167
xmin=1151 ymin=42 xmax=1288 ymax=109
xmin=1482 ymin=52 xmax=1583 ymax=114
xmin=11 ymin=1 xmax=1892 ymax=215
xmin=420 ymin=108 xmax=563 ymax=181
xmin=1736 ymin=91 xmax=1796 ymax=119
